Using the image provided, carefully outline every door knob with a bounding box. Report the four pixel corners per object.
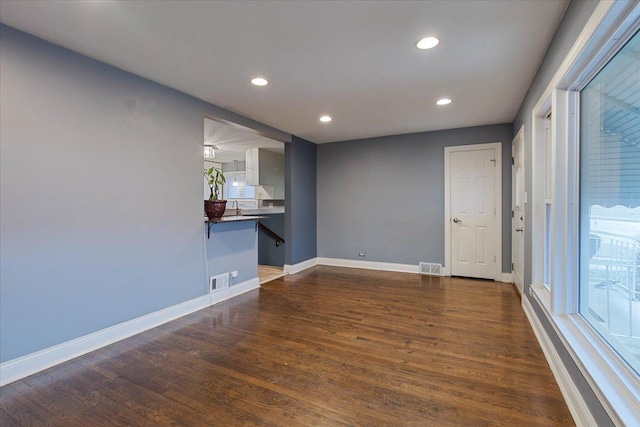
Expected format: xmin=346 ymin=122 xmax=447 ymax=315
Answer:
xmin=453 ymin=218 xmax=462 ymax=223
xmin=515 ymin=228 xmax=523 ymax=232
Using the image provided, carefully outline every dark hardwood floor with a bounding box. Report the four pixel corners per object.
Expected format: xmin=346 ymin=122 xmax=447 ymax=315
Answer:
xmin=0 ymin=266 xmax=574 ymax=426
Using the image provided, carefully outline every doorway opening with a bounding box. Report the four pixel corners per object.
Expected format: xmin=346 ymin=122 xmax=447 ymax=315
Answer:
xmin=512 ymin=126 xmax=525 ymax=296
xmin=203 ymin=117 xmax=287 ymax=285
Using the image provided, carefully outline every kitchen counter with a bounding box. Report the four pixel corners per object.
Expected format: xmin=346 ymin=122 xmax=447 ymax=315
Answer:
xmin=240 ymin=207 xmax=284 ymax=215
xmin=205 ymin=215 xmax=266 ymax=223
xmin=204 ymin=215 xmax=266 ymax=238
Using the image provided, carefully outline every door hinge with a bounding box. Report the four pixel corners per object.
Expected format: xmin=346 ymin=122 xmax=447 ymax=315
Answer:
xmin=511 ymin=210 xmax=514 ymax=218
xmin=511 ymin=262 xmax=514 ymax=271
xmin=511 ymin=157 xmax=515 ymax=165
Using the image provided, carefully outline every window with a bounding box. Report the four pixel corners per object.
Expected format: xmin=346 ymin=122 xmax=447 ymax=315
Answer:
xmin=528 ymin=2 xmax=640 ymax=423
xmin=579 ymin=30 xmax=640 ymax=375
xmin=544 ymin=116 xmax=552 ymax=289
xmin=224 ymin=171 xmax=254 ymax=200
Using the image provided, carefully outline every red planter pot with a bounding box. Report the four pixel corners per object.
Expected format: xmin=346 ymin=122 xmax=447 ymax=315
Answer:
xmin=204 ymin=200 xmax=227 ymax=220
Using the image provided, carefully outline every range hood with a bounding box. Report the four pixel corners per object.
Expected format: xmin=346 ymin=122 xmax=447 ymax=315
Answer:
xmin=245 ymin=148 xmax=284 ymax=199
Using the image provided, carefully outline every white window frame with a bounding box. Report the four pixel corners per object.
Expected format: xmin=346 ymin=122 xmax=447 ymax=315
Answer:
xmin=543 ymin=113 xmax=553 ymax=290
xmin=529 ymin=1 xmax=640 ymax=425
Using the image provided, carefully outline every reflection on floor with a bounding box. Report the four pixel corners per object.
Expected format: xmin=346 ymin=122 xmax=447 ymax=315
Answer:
xmin=258 ymin=264 xmax=286 ymax=285
xmin=0 ymin=268 xmax=573 ymax=425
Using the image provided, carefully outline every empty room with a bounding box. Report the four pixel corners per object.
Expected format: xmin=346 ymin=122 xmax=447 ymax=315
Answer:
xmin=1 ymin=1 xmax=638 ymax=426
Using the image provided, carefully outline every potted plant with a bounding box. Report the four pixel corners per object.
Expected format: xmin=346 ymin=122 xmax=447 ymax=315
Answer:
xmin=204 ymin=166 xmax=227 ymax=219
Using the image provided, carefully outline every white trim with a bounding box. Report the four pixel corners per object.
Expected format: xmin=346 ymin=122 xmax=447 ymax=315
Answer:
xmin=500 ymin=273 xmax=513 ymax=283
xmin=530 ymin=0 xmax=625 ymax=115
xmin=525 ymin=1 xmax=640 ymax=424
xmin=0 ymin=277 xmax=260 ymax=387
xmin=289 ymin=256 xmax=513 ymax=278
xmin=531 ymin=95 xmax=552 ymax=289
xmin=532 ymin=284 xmax=552 ymax=312
xmin=523 ymin=297 xmax=598 ymax=427
xmin=444 ymin=142 xmax=503 ymax=281
xmin=530 ymin=287 xmax=640 ymax=426
xmin=213 ymin=277 xmax=260 ymax=302
xmin=512 ymin=282 xmax=522 ymax=298
xmin=316 ymin=257 xmax=419 ymax=273
xmin=551 ymin=89 xmax=569 ymax=316
xmin=284 ymin=257 xmax=318 ymax=274
xmin=511 ymin=125 xmax=525 ymax=296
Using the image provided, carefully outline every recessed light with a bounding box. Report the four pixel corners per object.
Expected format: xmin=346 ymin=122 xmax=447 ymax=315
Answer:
xmin=436 ymin=98 xmax=452 ymax=106
xmin=319 ymin=115 xmax=332 ymax=123
xmin=251 ymin=77 xmax=268 ymax=86
xmin=416 ymin=37 xmax=440 ymax=50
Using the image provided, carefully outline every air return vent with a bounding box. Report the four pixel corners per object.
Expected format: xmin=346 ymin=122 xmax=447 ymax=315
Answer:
xmin=210 ymin=273 xmax=230 ymax=293
xmin=419 ymin=262 xmax=443 ymax=276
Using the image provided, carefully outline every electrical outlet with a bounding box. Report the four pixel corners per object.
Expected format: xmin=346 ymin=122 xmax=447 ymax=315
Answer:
xmin=358 ymin=252 xmax=366 ymax=257
xmin=230 ymin=270 xmax=238 ymax=278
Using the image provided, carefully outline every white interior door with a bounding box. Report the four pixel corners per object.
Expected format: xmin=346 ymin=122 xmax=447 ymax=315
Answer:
xmin=450 ymin=148 xmax=498 ymax=279
xmin=512 ymin=129 xmax=525 ymax=294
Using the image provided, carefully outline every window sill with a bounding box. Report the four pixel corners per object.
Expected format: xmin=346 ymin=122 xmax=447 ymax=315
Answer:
xmin=530 ymin=288 xmax=640 ymax=425
xmin=531 ymin=284 xmax=551 ymax=311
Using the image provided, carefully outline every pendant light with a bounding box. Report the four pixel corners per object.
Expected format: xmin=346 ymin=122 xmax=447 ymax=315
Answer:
xmin=232 ymin=160 xmax=239 ymax=186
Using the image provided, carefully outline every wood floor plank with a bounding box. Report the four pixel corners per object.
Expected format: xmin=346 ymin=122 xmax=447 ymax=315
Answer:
xmin=0 ymin=385 xmax=53 ymax=426
xmin=0 ymin=408 xmax=20 ymax=427
xmin=0 ymin=266 xmax=574 ymax=426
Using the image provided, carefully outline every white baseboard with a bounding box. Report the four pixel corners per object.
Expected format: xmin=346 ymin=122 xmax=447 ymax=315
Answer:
xmin=212 ymin=277 xmax=260 ymax=304
xmin=286 ymin=257 xmax=513 ymax=281
xmin=316 ymin=257 xmax=419 ymax=273
xmin=284 ymin=257 xmax=318 ymax=274
xmin=501 ymin=273 xmax=513 ymax=283
xmin=522 ymin=297 xmax=597 ymax=427
xmin=0 ymin=277 xmax=260 ymax=387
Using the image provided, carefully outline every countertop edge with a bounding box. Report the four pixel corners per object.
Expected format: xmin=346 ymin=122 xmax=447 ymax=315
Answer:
xmin=204 ymin=215 xmax=267 ymax=224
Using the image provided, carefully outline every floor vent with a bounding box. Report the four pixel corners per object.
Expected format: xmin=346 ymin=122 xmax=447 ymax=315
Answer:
xmin=210 ymin=273 xmax=230 ymax=293
xmin=419 ymin=262 xmax=443 ymax=276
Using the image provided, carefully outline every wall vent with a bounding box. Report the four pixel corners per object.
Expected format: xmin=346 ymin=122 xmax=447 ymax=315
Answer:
xmin=419 ymin=262 xmax=443 ymax=276
xmin=210 ymin=273 xmax=230 ymax=293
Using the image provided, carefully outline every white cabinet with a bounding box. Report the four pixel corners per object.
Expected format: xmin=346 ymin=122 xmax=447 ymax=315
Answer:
xmin=245 ymin=148 xmax=260 ymax=186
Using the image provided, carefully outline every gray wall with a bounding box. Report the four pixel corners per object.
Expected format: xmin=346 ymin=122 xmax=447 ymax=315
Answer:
xmin=285 ymin=136 xmax=317 ymax=265
xmin=258 ymin=214 xmax=285 ymax=267
xmin=512 ymin=1 xmax=613 ymax=425
xmin=317 ymin=124 xmax=513 ymax=272
xmin=0 ymin=24 xmax=290 ymax=363
xmin=206 ymin=221 xmax=258 ymax=284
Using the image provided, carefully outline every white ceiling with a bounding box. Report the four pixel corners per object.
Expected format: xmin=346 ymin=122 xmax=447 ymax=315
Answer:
xmin=0 ymin=0 xmax=569 ymax=143
xmin=205 ymin=118 xmax=284 ymax=164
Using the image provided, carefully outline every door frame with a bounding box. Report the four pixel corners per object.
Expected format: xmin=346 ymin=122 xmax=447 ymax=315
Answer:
xmin=444 ymin=142 xmax=502 ymax=280
xmin=511 ymin=126 xmax=525 ymax=295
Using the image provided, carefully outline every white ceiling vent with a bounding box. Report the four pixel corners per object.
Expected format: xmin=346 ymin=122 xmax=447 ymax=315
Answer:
xmin=419 ymin=262 xmax=443 ymax=276
xmin=210 ymin=273 xmax=230 ymax=293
